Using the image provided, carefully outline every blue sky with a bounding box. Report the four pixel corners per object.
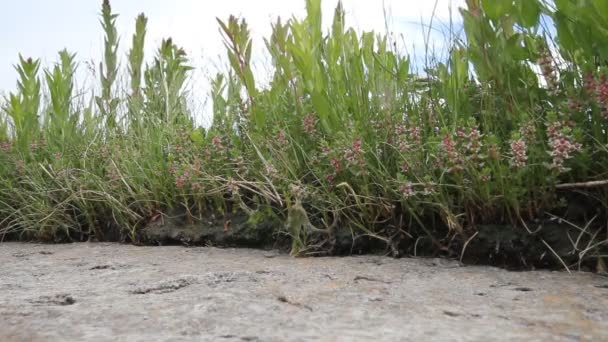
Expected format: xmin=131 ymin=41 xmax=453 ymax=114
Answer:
xmin=0 ymin=0 xmax=464 ymax=109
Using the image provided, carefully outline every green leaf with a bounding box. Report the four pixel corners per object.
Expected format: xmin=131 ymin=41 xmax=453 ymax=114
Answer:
xmin=554 ymin=13 xmax=577 ymax=55
xmin=517 ymin=0 xmax=540 ymax=28
xmin=481 ymin=0 xmax=514 ymax=21
xmin=592 ymin=0 xmax=608 ymax=22
xmin=189 ymin=129 xmax=205 ymax=146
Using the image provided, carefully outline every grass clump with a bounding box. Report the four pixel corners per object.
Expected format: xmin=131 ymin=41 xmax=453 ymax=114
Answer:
xmin=1 ymin=0 xmax=607 ymax=271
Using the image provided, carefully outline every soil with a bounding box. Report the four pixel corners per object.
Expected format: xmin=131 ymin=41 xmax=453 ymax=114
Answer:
xmin=1 ymin=242 xmax=607 ymax=341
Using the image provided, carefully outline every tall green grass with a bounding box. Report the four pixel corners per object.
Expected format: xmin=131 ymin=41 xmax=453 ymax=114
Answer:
xmin=0 ymin=0 xmax=606 ymax=269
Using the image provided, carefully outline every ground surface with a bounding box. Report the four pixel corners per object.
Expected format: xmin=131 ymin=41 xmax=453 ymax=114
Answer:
xmin=1 ymin=243 xmax=607 ymax=341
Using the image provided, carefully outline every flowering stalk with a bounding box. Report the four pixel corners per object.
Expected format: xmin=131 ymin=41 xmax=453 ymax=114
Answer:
xmin=596 ymin=74 xmax=608 ymax=120
xmin=441 ymin=134 xmax=464 ymax=173
xmin=538 ymin=45 xmax=559 ymax=96
xmin=509 ymin=138 xmax=528 ymax=169
xmin=545 ymin=121 xmax=582 ymax=173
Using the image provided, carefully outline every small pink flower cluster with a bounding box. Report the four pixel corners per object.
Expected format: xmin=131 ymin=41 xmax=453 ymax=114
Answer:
xmin=175 ymin=171 xmax=190 ymax=189
xmin=507 ymin=122 xmax=536 ymax=169
xmin=169 ymin=162 xmax=202 ymax=190
xmin=319 ymin=144 xmax=337 ymax=183
xmin=330 ymin=158 xmax=342 ymax=173
xmin=584 ymin=71 xmax=596 ymax=95
xmin=343 ymin=138 xmax=365 ymax=171
xmin=583 ymin=71 xmax=608 ymax=120
xmin=409 ymin=126 xmax=421 ymax=144
xmin=422 ymin=182 xmax=436 ymax=196
xmin=464 ymin=127 xmax=483 ymax=162
xmin=545 ymin=121 xmax=582 ymax=173
xmin=399 ymin=181 xmax=435 ymax=199
xmin=509 ymin=138 xmax=528 ymax=169
xmin=302 ymin=113 xmax=318 ymax=135
xmin=191 ymin=182 xmax=202 ymax=191
xmin=172 ymin=145 xmax=183 ymax=154
xmin=441 ymin=134 xmax=464 ymax=173
xmin=596 ymin=75 xmax=608 ymax=119
xmin=1 ymin=141 xmax=11 ymax=153
xmin=322 ymin=153 xmax=342 ymax=184
xmin=567 ymin=99 xmax=582 ymax=112
xmin=519 ymin=122 xmax=536 ymax=141
xmin=207 ymin=134 xmax=231 ymax=164
xmin=439 ymin=126 xmax=487 ymax=172
xmin=394 ymin=123 xmax=407 ymax=136
xmin=400 ymin=182 xmax=415 ymax=198
xmin=394 ymin=124 xmax=421 ymax=153
xmin=538 ymin=46 xmax=559 ymax=95
xmin=277 ymin=130 xmax=288 ymax=146
xmin=211 ymin=135 xmax=224 ymax=151
xmin=264 ymin=163 xmax=278 ymax=178
xmin=371 ymin=119 xmax=385 ymax=132
xmin=29 ymin=139 xmax=46 ymax=152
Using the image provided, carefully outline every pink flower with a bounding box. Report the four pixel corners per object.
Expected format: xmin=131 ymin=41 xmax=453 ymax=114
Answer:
xmin=265 ymin=164 xmax=278 ymax=178
xmin=441 ymin=134 xmax=463 ymax=173
xmin=400 ymin=182 xmax=415 ymax=198
xmin=277 ymin=130 xmax=288 ymax=145
xmin=409 ymin=126 xmax=421 ymax=144
xmin=394 ymin=124 xmax=407 ymax=136
xmin=538 ymin=46 xmax=558 ymax=95
xmin=456 ymin=128 xmax=466 ymax=139
xmin=302 ymin=113 xmax=317 ymax=135
xmin=175 ymin=176 xmax=185 ymax=188
xmin=519 ymin=122 xmax=536 ymax=141
xmin=352 ymin=138 xmax=362 ymax=153
xmin=595 ymin=74 xmax=608 ymax=119
xmin=545 ymin=121 xmax=582 ymax=173
xmin=465 ymin=128 xmax=483 ymax=158
xmin=211 ymin=135 xmax=223 ymax=151
xmin=422 ymin=183 xmax=435 ymax=196
xmin=0 ymin=142 xmax=11 ymax=153
xmin=584 ymin=71 xmax=596 ymax=96
xmin=330 ymin=158 xmax=342 ymax=173
xmin=568 ymin=99 xmax=582 ymax=112
xmin=344 ymin=138 xmax=365 ymax=166
xmin=509 ymin=138 xmax=527 ymax=169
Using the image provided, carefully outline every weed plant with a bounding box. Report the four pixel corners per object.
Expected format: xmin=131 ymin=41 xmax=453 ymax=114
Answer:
xmin=1 ymin=0 xmax=607 ymax=270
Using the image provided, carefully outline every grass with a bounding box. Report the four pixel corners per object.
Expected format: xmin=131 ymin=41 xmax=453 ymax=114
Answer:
xmin=0 ymin=0 xmax=607 ymax=271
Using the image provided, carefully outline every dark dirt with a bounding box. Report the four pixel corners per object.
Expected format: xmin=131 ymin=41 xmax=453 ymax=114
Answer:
xmin=1 ymin=242 xmax=607 ymax=341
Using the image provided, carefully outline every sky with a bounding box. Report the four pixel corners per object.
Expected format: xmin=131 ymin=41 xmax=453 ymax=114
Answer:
xmin=0 ymin=0 xmax=464 ymax=121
